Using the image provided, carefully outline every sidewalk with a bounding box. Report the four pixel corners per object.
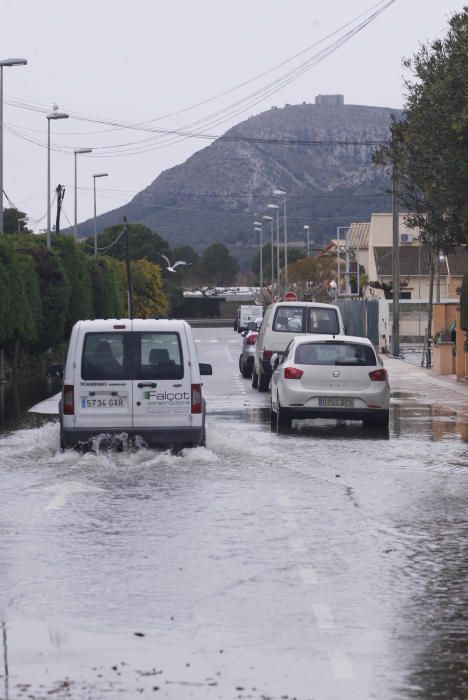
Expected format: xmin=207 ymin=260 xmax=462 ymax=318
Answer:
xmin=383 ymin=355 xmax=468 ymax=421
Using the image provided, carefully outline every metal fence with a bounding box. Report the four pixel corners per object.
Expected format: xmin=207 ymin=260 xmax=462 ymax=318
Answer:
xmin=337 ymin=299 xmax=380 ymax=345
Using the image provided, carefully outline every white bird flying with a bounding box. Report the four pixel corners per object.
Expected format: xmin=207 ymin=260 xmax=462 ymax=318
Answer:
xmin=160 ymin=254 xmax=189 ymax=273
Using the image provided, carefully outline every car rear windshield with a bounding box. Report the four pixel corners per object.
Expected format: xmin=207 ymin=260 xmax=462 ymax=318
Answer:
xmin=294 ymin=342 xmax=377 ymax=366
xmin=272 ymin=306 xmax=340 ymax=334
xmin=81 ymin=332 xmax=184 ymax=380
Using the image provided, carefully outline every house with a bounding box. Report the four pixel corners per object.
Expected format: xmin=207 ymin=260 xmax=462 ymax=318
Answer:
xmin=325 ymin=213 xmax=468 ymax=301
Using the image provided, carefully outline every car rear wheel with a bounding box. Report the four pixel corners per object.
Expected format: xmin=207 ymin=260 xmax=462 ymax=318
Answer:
xmin=277 ymin=403 xmax=292 ymax=431
xmin=251 ymin=365 xmax=258 ymax=388
xmin=270 ymin=406 xmax=277 ymax=431
xmin=363 ymin=410 xmax=389 ymax=429
xmin=258 ymin=367 xmax=270 ymax=392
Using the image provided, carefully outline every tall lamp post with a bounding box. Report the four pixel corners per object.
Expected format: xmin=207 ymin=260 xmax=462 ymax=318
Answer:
xmin=74 ymin=148 xmax=92 ymax=241
xmin=47 ymin=109 xmax=69 ymax=248
xmin=304 ymin=225 xmax=310 ymax=257
xmin=93 ymin=172 xmax=108 ymax=255
xmin=267 ymin=203 xmax=280 ymax=298
xmin=0 ymin=58 xmax=27 ymax=234
xmin=262 ymin=215 xmax=275 ymax=298
xmin=254 ymin=220 xmax=263 ymax=290
xmin=273 ymin=189 xmax=288 ymax=292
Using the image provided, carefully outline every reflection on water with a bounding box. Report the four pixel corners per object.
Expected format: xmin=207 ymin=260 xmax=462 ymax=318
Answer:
xmin=0 ymin=378 xmax=61 ymax=434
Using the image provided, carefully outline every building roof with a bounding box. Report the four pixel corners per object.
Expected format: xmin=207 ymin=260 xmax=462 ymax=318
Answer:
xmin=374 ymin=246 xmax=468 ymax=277
xmin=348 ymin=222 xmax=370 ymax=248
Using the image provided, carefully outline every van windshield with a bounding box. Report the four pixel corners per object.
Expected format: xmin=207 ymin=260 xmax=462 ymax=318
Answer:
xmin=307 ymin=308 xmax=340 ymax=334
xmin=81 ymin=331 xmax=184 ymax=381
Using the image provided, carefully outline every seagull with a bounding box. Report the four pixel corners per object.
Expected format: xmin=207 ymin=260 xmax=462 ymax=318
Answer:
xmin=160 ymin=254 xmax=189 ymax=273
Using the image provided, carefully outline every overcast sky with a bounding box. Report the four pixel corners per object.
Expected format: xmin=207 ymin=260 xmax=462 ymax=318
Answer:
xmin=0 ymin=0 xmax=464 ymax=233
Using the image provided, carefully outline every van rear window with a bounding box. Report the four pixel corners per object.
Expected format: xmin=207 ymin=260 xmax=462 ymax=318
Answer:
xmin=81 ymin=331 xmax=184 ymax=381
xmin=135 ymin=332 xmax=183 ymax=380
xmin=82 ymin=333 xmax=128 ymax=380
xmin=306 ymin=308 xmax=340 ymax=334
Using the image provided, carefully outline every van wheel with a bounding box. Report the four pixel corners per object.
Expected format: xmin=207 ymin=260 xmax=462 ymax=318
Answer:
xmin=277 ymin=403 xmax=292 ymax=431
xmin=59 ymin=429 xmax=66 ymax=450
xmin=251 ymin=366 xmax=258 ymax=389
xmin=199 ymin=427 xmax=206 ymax=447
xmin=258 ymin=368 xmax=270 ymax=392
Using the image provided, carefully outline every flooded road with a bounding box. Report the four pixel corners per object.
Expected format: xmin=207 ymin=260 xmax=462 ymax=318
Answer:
xmin=0 ymin=327 xmax=467 ymax=699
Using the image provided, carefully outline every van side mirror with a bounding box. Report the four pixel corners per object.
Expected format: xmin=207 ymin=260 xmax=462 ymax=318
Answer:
xmin=47 ymin=364 xmax=63 ymax=379
xmin=199 ymin=363 xmax=213 ymax=376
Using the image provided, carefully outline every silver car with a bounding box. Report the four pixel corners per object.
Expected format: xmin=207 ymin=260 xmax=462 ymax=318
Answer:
xmin=239 ymin=327 xmax=259 ymax=379
xmin=270 ymin=334 xmax=390 ymax=430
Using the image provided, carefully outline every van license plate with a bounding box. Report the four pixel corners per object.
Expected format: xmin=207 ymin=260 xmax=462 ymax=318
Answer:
xmin=81 ymin=398 xmax=127 ymax=409
xmin=319 ymin=398 xmax=354 ymax=407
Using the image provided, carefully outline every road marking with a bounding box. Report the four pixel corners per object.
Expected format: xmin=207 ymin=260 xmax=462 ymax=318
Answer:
xmin=44 ymin=481 xmax=102 ymax=511
xmin=224 ymin=346 xmax=234 ymax=364
xmin=289 ymin=536 xmax=306 ymax=553
xmin=311 ymin=603 xmax=335 ymax=629
xmin=328 ymin=651 xmax=355 ymax=680
xmin=277 ymin=495 xmax=291 ymax=507
xmin=283 ymin=513 xmax=297 ymax=528
xmin=299 ymin=565 xmax=318 ymax=584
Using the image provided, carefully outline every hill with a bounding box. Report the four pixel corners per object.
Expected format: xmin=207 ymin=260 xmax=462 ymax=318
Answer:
xmin=77 ymin=95 xmax=401 ymax=259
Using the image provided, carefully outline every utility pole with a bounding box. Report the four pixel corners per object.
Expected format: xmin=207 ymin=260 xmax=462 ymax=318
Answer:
xmin=123 ymin=217 xmax=133 ymax=319
xmin=391 ymin=160 xmax=400 ymax=357
xmin=55 ymin=184 xmax=65 ymax=234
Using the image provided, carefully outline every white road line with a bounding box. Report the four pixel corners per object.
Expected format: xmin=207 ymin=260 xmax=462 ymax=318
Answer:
xmin=299 ymin=565 xmax=318 ymax=584
xmin=277 ymin=495 xmax=291 ymax=507
xmin=289 ymin=536 xmax=306 ymax=553
xmin=283 ymin=513 xmax=297 ymax=528
xmin=311 ymin=603 xmax=335 ymax=629
xmin=224 ymin=346 xmax=234 ymax=364
xmin=328 ymin=651 xmax=355 ymax=680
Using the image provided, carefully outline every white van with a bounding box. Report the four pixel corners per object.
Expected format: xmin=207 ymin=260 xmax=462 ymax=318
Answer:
xmin=238 ymin=305 xmax=263 ymax=333
xmin=59 ymin=319 xmax=212 ymax=450
xmin=252 ymin=301 xmax=345 ymax=391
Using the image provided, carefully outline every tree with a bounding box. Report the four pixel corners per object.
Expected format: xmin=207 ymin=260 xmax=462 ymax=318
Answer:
xmin=93 ymin=223 xmax=169 ymax=263
xmin=2 ymin=207 xmax=32 ymax=234
xmin=53 ymin=235 xmax=93 ymax=333
xmin=373 ymin=8 xmax=468 ymax=249
xmin=88 ymin=256 xmax=125 ymax=319
xmin=197 ymin=242 xmax=239 ymax=285
xmin=287 ymin=255 xmax=337 ymax=300
xmin=251 ymin=245 xmax=305 ymax=283
xmin=120 ymin=259 xmax=169 ymax=318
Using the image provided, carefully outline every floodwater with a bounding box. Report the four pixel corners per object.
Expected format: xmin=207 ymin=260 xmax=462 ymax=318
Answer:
xmin=0 ymin=328 xmax=467 ymax=699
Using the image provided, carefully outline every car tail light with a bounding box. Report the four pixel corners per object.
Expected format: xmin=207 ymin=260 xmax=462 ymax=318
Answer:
xmin=262 ymin=349 xmax=273 ymax=360
xmin=191 ymin=384 xmax=202 ymax=414
xmin=369 ymin=368 xmax=387 ymax=381
xmin=246 ymin=334 xmax=257 ymax=345
xmin=63 ymin=385 xmax=74 ymax=415
xmin=284 ymin=366 xmax=304 ymax=380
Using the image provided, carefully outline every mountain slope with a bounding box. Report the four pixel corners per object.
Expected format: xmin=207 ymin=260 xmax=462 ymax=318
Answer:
xmin=78 ymin=96 xmax=401 ymax=251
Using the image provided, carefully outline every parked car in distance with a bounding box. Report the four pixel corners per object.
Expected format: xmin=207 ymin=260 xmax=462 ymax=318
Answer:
xmin=59 ymin=318 xmax=212 ymax=450
xmin=252 ymin=301 xmax=345 ymax=392
xmin=270 ymin=334 xmax=390 ymax=431
xmin=239 ymin=325 xmax=259 ymax=378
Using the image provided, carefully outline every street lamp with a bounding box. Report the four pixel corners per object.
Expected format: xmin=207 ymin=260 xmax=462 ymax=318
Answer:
xmin=262 ymin=215 xmax=275 ymax=297
xmin=0 ymin=58 xmax=27 ymax=234
xmin=93 ymin=172 xmax=108 ymax=255
xmin=273 ymin=189 xmax=288 ymax=292
xmin=47 ymin=109 xmax=69 ymax=248
xmin=267 ymin=203 xmax=280 ymax=298
xmin=254 ymin=220 xmax=263 ymax=290
xmin=304 ymin=225 xmax=310 ymax=257
xmin=74 ymin=148 xmax=92 ymax=241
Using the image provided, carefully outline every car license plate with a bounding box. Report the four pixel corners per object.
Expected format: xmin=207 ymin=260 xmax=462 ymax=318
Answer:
xmin=319 ymin=397 xmax=354 ymax=407
xmin=81 ymin=397 xmax=127 ymax=409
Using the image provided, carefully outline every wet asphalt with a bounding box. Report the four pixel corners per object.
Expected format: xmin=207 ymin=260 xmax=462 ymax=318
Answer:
xmin=0 ymin=327 xmax=467 ymax=700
